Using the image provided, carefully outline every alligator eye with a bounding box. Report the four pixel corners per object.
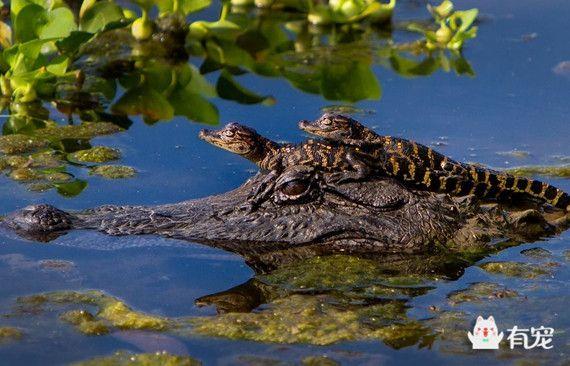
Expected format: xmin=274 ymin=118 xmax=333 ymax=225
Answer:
xmin=223 ymin=130 xmax=235 ymax=137
xmin=280 ymin=180 xmax=310 ymax=196
xmin=321 ymin=118 xmax=332 ymax=126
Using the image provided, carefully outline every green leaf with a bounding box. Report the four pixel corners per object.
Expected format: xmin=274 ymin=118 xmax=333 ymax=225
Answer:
xmin=142 ymin=63 xmax=174 ymax=93
xmin=389 ymin=54 xmax=439 ymax=77
xmin=453 ymin=9 xmax=478 ymax=32
xmin=450 ymin=56 xmax=475 ymax=76
xmin=170 ymin=86 xmax=219 ymax=125
xmin=10 ymin=0 xmax=43 ymax=18
xmin=282 ymin=68 xmax=321 ymax=95
xmin=14 ymin=4 xmax=46 ymax=42
xmin=186 ymin=64 xmax=216 ymax=97
xmin=321 ymin=62 xmax=381 ymax=102
xmin=38 ymin=7 xmax=77 ymax=39
xmin=79 ymin=0 xmax=97 ymax=19
xmin=84 ymin=77 xmax=117 ymax=100
xmin=45 ymin=55 xmax=69 ymax=75
xmin=190 ymin=20 xmax=241 ymax=40
xmin=0 ymin=21 xmax=12 ymax=48
xmin=111 ymin=85 xmax=174 ymax=121
xmin=55 ymin=31 xmax=94 ymax=55
xmin=216 ymin=71 xmax=274 ymax=105
xmin=180 ymin=0 xmax=212 ymax=14
xmin=5 ymin=38 xmax=56 ymax=73
xmin=54 ymin=179 xmax=88 ymax=197
xmin=80 ymin=1 xmax=124 ymax=33
xmin=156 ymin=0 xmax=212 ymax=15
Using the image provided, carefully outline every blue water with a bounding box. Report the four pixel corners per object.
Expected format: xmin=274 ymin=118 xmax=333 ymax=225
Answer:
xmin=0 ymin=0 xmax=569 ymax=364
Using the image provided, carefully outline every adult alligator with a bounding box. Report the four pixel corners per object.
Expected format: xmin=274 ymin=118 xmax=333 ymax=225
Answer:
xmin=2 ymin=163 xmax=567 ymax=271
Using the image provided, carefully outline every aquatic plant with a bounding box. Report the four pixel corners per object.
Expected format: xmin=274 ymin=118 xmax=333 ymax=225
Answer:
xmin=71 ymin=351 xmax=201 ymax=366
xmin=0 ymin=0 xmax=479 ymax=195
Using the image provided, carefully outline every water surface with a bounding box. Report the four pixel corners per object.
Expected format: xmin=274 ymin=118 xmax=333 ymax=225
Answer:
xmin=0 ymin=0 xmax=569 ymax=364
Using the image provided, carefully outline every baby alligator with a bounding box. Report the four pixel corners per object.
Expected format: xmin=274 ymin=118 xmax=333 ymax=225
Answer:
xmin=299 ymin=113 xmax=570 ymax=210
xmin=199 ymin=123 xmax=462 ymax=193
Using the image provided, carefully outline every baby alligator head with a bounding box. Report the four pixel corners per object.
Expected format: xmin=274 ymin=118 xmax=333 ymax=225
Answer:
xmin=299 ymin=113 xmax=363 ymax=140
xmin=199 ymin=123 xmax=278 ymax=163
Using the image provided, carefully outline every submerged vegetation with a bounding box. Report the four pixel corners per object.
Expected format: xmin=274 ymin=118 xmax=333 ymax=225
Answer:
xmin=0 ymin=0 xmax=479 ymax=195
xmin=72 ymin=351 xmax=201 ymax=366
xmin=9 ymin=250 xmax=567 ymax=353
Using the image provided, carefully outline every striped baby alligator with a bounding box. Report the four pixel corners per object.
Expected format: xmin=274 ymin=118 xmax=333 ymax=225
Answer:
xmin=198 ymin=123 xmax=459 ymax=195
xmin=199 ymin=121 xmax=569 ymax=210
xmin=299 ymin=113 xmax=570 ymax=210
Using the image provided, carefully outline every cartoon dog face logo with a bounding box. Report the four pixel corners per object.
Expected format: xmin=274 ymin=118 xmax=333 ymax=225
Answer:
xmin=468 ymin=315 xmax=504 ymax=349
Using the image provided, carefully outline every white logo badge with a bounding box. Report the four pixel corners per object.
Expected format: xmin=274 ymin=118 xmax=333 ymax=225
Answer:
xmin=467 ymin=315 xmax=504 ymax=349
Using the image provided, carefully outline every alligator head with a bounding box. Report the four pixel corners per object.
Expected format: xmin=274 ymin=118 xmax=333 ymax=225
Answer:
xmin=3 ymin=162 xmax=563 ymax=272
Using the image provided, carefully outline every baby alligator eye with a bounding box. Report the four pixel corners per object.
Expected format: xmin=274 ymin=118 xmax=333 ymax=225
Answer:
xmin=223 ymin=130 xmax=235 ymax=137
xmin=321 ymin=118 xmax=332 ymax=126
xmin=280 ymin=180 xmax=309 ymax=196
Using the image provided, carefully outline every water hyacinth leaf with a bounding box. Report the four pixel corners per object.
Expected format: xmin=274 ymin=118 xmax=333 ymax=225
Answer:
xmin=349 ymin=0 xmax=395 ymax=24
xmin=4 ymin=39 xmax=56 ymax=73
xmin=190 ymin=20 xmax=241 ymax=41
xmin=55 ymin=31 xmax=94 ymax=55
xmin=236 ymin=30 xmax=270 ymax=57
xmin=186 ymin=64 xmax=216 ymax=98
xmin=210 ymin=40 xmax=255 ymax=69
xmin=390 ymin=54 xmax=439 ymax=77
xmin=217 ymin=71 xmax=274 ymax=105
xmin=453 ymin=9 xmax=478 ymax=32
xmin=280 ymin=63 xmax=321 ymax=95
xmin=170 ymin=86 xmax=219 ymax=125
xmin=321 ymin=62 xmax=381 ymax=102
xmin=80 ymin=1 xmax=124 ymax=33
xmin=10 ymin=0 xmax=43 ymax=18
xmin=451 ymin=56 xmax=474 ymax=76
xmin=54 ymin=179 xmax=88 ymax=197
xmin=79 ymin=0 xmax=97 ymax=19
xmin=0 ymin=21 xmax=12 ymax=48
xmin=38 ymin=7 xmax=77 ymax=39
xmin=14 ymin=4 xmax=45 ymax=42
xmin=156 ymin=0 xmax=212 ymax=15
xmin=84 ymin=77 xmax=117 ymax=100
xmin=180 ymin=0 xmax=212 ymax=14
xmin=111 ymin=86 xmax=174 ymax=121
xmin=45 ymin=55 xmax=69 ymax=76
xmin=142 ymin=64 xmax=174 ymax=93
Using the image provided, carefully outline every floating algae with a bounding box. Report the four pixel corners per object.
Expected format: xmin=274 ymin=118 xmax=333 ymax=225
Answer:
xmin=261 ymin=255 xmax=431 ymax=291
xmin=505 ymin=165 xmax=570 ymax=178
xmin=60 ymin=310 xmax=110 ymax=335
xmin=0 ymin=327 xmax=23 ymax=343
xmin=71 ymin=351 xmax=201 ymax=366
xmin=69 ymin=147 xmax=121 ymax=163
xmin=0 ymin=134 xmax=48 ymax=154
xmin=520 ymin=247 xmax=553 ymax=259
xmin=302 ymin=356 xmax=341 ymax=366
xmin=90 ymin=165 xmax=136 ymax=179
xmin=41 ymin=122 xmax=123 ymax=140
xmin=17 ymin=291 xmax=171 ymax=335
xmin=478 ymin=261 xmax=555 ymax=279
xmin=191 ymin=294 xmax=432 ymax=347
xmin=447 ymin=282 xmax=518 ymax=305
xmin=9 ymin=167 xmax=42 ymax=181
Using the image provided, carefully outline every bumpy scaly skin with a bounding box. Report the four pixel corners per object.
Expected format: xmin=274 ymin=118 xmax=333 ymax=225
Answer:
xmin=299 ymin=113 xmax=570 ymax=210
xmin=2 ymin=167 xmax=565 ymax=271
xmin=199 ymin=123 xmax=470 ymax=193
